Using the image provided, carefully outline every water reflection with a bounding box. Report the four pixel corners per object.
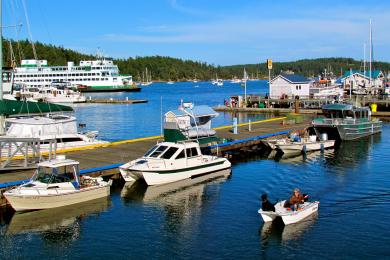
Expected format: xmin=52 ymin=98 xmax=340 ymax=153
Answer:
xmin=6 ymin=197 xmax=111 ymax=243
xmin=326 ymin=134 xmax=381 ymax=168
xmin=121 ymin=170 xmax=231 ymax=233
xmin=260 ymin=212 xmax=318 ymax=245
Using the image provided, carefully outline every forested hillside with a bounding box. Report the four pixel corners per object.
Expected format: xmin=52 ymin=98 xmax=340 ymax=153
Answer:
xmin=3 ymin=39 xmax=389 ymax=81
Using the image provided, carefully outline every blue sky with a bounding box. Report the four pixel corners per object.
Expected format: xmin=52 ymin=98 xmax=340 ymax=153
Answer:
xmin=3 ymin=0 xmax=390 ymax=65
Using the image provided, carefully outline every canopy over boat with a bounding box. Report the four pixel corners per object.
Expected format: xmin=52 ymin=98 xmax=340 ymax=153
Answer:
xmin=0 ymin=99 xmax=73 ymax=117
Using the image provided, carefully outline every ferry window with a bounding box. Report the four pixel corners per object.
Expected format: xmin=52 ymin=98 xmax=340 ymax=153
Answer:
xmin=149 ymin=145 xmax=168 ymax=158
xmin=175 ymin=150 xmax=185 ymax=159
xmin=161 ymin=147 xmax=179 ymax=159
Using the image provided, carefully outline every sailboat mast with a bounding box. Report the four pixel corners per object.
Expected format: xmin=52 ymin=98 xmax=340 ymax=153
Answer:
xmin=369 ymin=19 xmax=372 ymax=86
xmin=363 ymin=43 xmax=366 ymax=78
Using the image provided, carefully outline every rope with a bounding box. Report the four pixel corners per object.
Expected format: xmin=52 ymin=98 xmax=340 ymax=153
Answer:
xmin=21 ymin=0 xmax=38 ymax=60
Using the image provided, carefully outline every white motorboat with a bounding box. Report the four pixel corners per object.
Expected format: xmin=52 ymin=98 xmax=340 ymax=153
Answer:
xmin=17 ymin=83 xmax=86 ymax=104
xmin=258 ymin=200 xmax=320 ymax=225
xmin=119 ymin=141 xmax=231 ymax=186
xmin=3 ymin=156 xmax=112 ymax=212
xmin=275 ymin=136 xmax=335 ymax=154
xmin=3 ymin=114 xmax=108 ymax=156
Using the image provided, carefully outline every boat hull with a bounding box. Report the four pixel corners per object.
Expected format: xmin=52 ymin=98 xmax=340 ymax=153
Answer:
xmin=4 ymin=185 xmax=111 ymax=212
xmin=120 ymin=159 xmax=231 ymax=186
xmin=276 ymin=140 xmax=335 ymax=154
xmin=314 ymin=121 xmax=382 ymax=141
xmin=258 ymin=201 xmax=319 ymax=225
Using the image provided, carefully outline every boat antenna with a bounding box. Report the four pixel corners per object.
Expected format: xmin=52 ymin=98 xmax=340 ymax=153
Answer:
xmin=363 ymin=43 xmax=366 ymax=78
xmin=21 ymin=0 xmax=38 ymax=61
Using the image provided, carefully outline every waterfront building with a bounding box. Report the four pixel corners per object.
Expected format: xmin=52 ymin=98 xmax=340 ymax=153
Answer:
xmin=340 ymin=70 xmax=384 ymax=90
xmin=269 ymin=74 xmax=311 ymax=99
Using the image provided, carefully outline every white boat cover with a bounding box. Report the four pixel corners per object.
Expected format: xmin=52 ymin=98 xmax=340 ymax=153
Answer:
xmin=6 ymin=115 xmax=77 ymax=139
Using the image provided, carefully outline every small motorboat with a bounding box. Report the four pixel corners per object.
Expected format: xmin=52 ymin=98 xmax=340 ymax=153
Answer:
xmin=275 ymin=135 xmax=335 ymax=154
xmin=4 ymin=156 xmax=112 ymax=212
xmin=258 ymin=200 xmax=319 ymax=225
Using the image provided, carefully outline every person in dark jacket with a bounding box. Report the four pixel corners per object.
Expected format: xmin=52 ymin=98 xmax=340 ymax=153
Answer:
xmin=261 ymin=194 xmax=275 ymax=212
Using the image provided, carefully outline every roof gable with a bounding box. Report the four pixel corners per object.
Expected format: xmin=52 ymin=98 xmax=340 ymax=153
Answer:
xmin=342 ymin=70 xmax=382 ymax=79
xmin=271 ymin=74 xmax=310 ymax=84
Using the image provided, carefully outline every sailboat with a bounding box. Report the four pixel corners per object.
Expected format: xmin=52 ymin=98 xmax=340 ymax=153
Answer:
xmin=211 ymin=73 xmax=223 ymax=86
xmin=140 ymin=67 xmax=153 ymax=86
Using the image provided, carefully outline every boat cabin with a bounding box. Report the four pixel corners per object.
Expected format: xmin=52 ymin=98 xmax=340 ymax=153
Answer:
xmin=164 ymin=103 xmax=219 ymax=145
xmin=143 ymin=141 xmax=201 ymax=160
xmin=32 ymin=158 xmax=80 ymax=187
xmin=321 ymin=104 xmax=371 ymax=120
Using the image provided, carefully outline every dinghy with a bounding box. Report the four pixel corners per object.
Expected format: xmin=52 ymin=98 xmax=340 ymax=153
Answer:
xmin=258 ymin=200 xmax=319 ymax=225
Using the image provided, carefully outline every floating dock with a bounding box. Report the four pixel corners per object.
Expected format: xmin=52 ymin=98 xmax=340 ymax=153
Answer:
xmin=0 ymin=116 xmax=313 ymax=207
xmin=86 ymin=99 xmax=148 ymax=104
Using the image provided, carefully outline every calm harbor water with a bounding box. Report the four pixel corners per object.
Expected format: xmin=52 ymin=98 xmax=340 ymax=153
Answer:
xmin=74 ymin=80 xmax=269 ymax=141
xmin=1 ymin=81 xmax=389 ymax=259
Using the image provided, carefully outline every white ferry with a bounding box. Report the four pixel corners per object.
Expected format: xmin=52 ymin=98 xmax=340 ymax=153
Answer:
xmin=12 ymin=59 xmax=140 ymax=92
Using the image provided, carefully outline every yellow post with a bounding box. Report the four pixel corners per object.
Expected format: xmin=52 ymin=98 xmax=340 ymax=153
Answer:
xmin=371 ymin=103 xmax=377 ymax=112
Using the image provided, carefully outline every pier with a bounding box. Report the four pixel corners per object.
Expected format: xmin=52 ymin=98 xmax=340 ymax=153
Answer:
xmin=86 ymin=98 xmax=148 ymax=104
xmin=0 ymin=116 xmax=312 ymax=207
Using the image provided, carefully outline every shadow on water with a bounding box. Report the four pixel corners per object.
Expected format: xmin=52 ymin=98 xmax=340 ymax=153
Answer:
xmin=2 ymin=197 xmax=111 ymax=244
xmin=259 ymin=212 xmax=319 ymax=246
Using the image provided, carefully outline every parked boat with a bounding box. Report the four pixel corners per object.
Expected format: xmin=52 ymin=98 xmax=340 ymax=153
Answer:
xmin=119 ymin=141 xmax=231 ymax=186
xmin=18 ymin=84 xmax=86 ymax=104
xmin=3 ymin=156 xmax=112 ymax=212
xmin=4 ymin=114 xmax=108 ymax=154
xmin=312 ymin=103 xmax=382 ymax=141
xmin=140 ymin=67 xmax=153 ymax=86
xmin=164 ymin=102 xmax=219 ymax=145
xmin=275 ymin=136 xmax=335 ymax=154
xmin=258 ymin=200 xmax=319 ymax=225
xmin=211 ymin=74 xmax=223 ymax=86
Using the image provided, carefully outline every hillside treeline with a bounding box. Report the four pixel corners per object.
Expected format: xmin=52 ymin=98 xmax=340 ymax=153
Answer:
xmin=3 ymin=39 xmax=389 ymax=80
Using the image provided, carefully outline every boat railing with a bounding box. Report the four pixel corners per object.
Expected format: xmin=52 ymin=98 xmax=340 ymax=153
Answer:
xmin=313 ymin=117 xmax=360 ymax=125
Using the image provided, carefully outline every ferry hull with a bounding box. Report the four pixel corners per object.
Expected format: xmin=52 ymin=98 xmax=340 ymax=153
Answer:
xmin=120 ymin=159 xmax=231 ymax=186
xmin=4 ymin=185 xmax=111 ymax=212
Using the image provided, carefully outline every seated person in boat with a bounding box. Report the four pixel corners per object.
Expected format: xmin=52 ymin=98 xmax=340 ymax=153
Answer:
xmin=284 ymin=188 xmax=308 ymax=210
xmin=261 ymin=194 xmax=275 ymax=212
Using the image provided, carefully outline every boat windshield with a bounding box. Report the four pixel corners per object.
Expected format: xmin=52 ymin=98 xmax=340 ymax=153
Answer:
xmin=33 ymin=166 xmax=77 ymax=184
xmin=144 ymin=145 xmax=158 ymax=157
xmin=160 ymin=147 xmax=179 ymax=159
xmin=148 ymin=145 xmax=168 ymax=158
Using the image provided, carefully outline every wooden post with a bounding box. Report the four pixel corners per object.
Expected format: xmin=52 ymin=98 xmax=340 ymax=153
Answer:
xmin=294 ymin=98 xmax=300 ymax=114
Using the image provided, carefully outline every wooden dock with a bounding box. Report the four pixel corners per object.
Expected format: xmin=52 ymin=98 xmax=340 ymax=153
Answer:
xmin=0 ymin=116 xmax=313 ymax=207
xmin=214 ymin=105 xmax=390 ymax=117
xmin=86 ymin=99 xmax=148 ymax=104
